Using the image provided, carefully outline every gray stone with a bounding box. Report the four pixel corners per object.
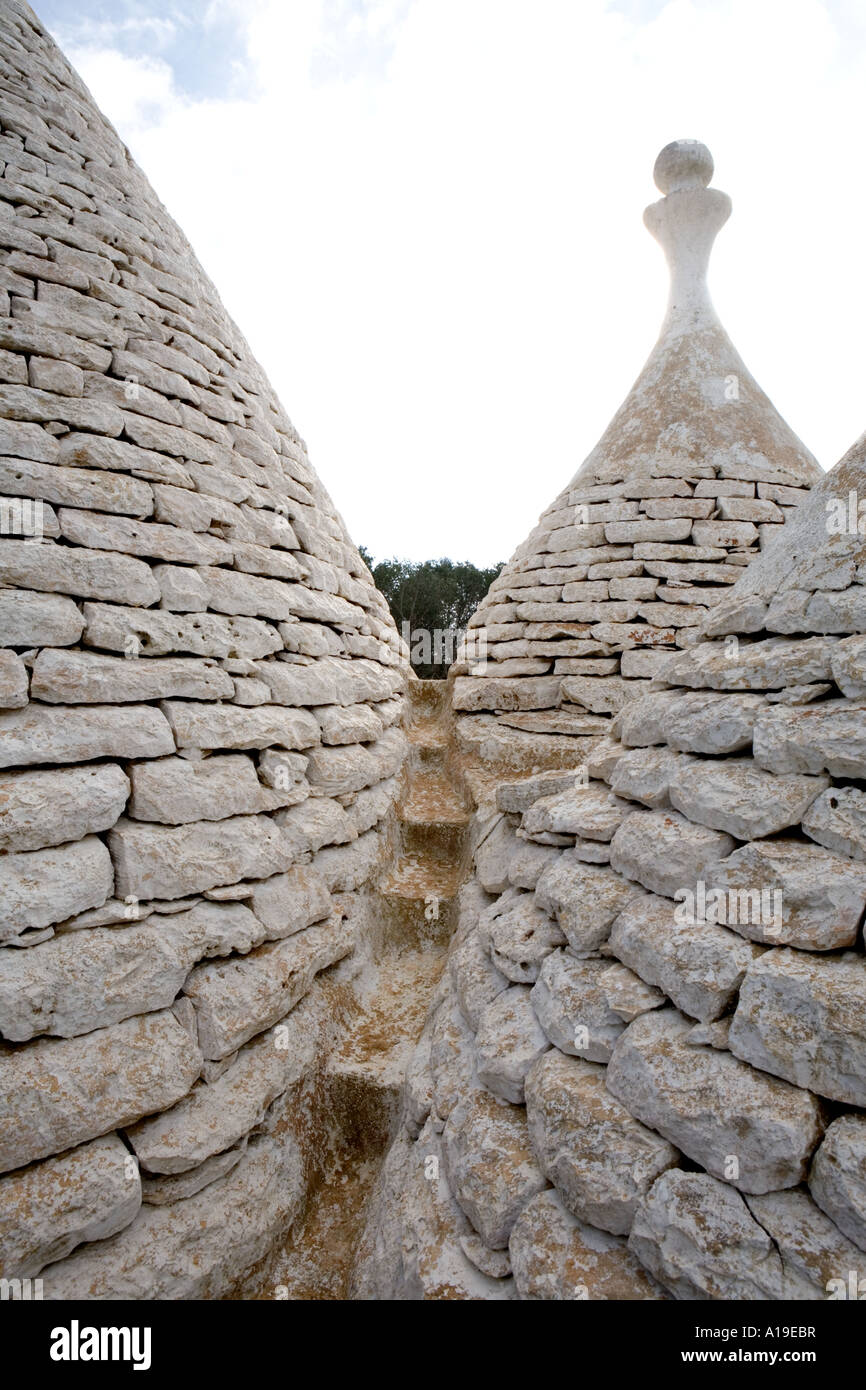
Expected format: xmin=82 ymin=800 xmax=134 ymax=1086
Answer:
xmin=535 ymin=857 xmax=645 ymax=954
xmin=109 ymin=813 xmax=295 ymax=900
xmin=609 ymin=809 xmax=735 ymax=899
xmin=128 ymin=753 xmax=290 ymax=824
xmin=809 ymin=1115 xmax=866 ymax=1253
xmin=442 ymin=1088 xmax=547 ymax=1248
xmin=0 ymin=589 xmax=83 ymax=647
xmin=0 ymin=762 xmax=129 ymax=851
xmin=510 ymin=1188 xmax=665 ymax=1300
xmin=530 ymin=951 xmax=628 ymax=1061
xmin=803 ymin=786 xmax=866 ymax=862
xmin=0 ymin=539 xmax=159 ymax=606
xmin=607 ymin=1008 xmax=825 ymax=1194
xmin=160 ymin=700 xmax=320 ymax=753
xmin=667 ymin=759 xmax=828 ymax=839
xmin=608 ymin=745 xmax=696 ymax=809
xmin=710 ymin=838 xmax=866 ymax=950
xmin=754 ymin=700 xmax=866 ymax=778
xmin=475 ymin=986 xmax=550 ymax=1102
xmin=0 ymin=834 xmax=113 ymax=942
xmin=746 ymin=1189 xmax=866 ymax=1301
xmin=0 ymin=702 xmax=174 ymax=768
xmin=31 ymin=647 xmax=234 ymax=703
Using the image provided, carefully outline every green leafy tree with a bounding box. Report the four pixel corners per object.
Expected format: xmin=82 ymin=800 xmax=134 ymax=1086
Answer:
xmin=359 ymin=548 xmax=504 ymax=678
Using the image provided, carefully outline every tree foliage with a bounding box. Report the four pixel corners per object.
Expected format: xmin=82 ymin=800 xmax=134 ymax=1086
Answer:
xmin=359 ymin=549 xmax=504 ymax=679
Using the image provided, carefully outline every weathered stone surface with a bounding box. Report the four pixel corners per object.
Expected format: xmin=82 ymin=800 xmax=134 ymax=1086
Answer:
xmin=160 ymin=700 xmax=320 ymax=754
xmin=710 ymin=839 xmax=866 ymax=950
xmin=802 ymin=786 xmax=866 ymax=862
xmin=0 ymin=762 xmax=129 ymax=852
xmin=560 ymin=675 xmax=642 ymax=714
xmin=607 ymin=1008 xmax=825 ymax=1193
xmin=83 ymin=602 xmax=282 ymax=659
xmin=730 ymin=949 xmax=866 ymax=1105
xmin=510 ymin=1188 xmax=664 ymax=1300
xmin=275 ymin=796 xmax=355 ymax=856
xmin=0 ymin=834 xmax=113 ymax=942
xmin=483 ymin=892 xmax=566 ymax=983
xmin=830 ymin=633 xmax=866 ymax=696
xmin=0 ymin=539 xmax=159 ymax=605
xmin=442 ymin=1088 xmax=547 ymax=1248
xmin=609 ymin=809 xmax=735 ymax=899
xmin=452 ymin=676 xmax=561 ymax=712
xmin=667 ymin=759 xmax=827 ymax=839
xmin=530 ymin=951 xmax=628 ymax=1061
xmin=535 ymin=857 xmax=645 ymax=953
xmin=449 ymin=929 xmax=509 ymax=1031
xmin=0 ymin=702 xmax=174 ymax=768
xmin=41 ymin=1133 xmax=304 ymax=1300
xmin=109 ymin=813 xmax=295 ymax=900
xmin=662 ymin=636 xmax=837 ymax=690
xmin=0 ymin=1007 xmax=202 ymax=1173
xmin=754 ymin=700 xmax=866 ymax=777
xmin=629 ymin=1170 xmax=782 ymax=1300
xmin=609 ymin=894 xmax=761 ymax=1022
xmin=609 ymin=745 xmax=695 ymax=808
xmin=128 ymin=752 xmax=292 ymax=824
xmin=430 ymin=993 xmax=481 ymax=1122
xmin=475 ymin=817 xmax=521 ymax=894
xmin=523 ymin=784 xmax=631 ymax=841
xmin=314 ymin=828 xmax=382 ymax=891
xmin=507 ymin=839 xmax=561 ymax=889
xmin=305 ymin=729 xmax=405 ymax=795
xmin=475 ymin=986 xmax=550 ymax=1103
xmin=664 ymin=691 xmax=765 ymax=754
xmin=617 ymin=691 xmax=689 ymax=747
xmin=248 ymin=866 xmax=332 ymax=940
xmin=496 ymin=768 xmax=590 ymax=814
xmin=125 ymin=1010 xmax=318 ymax=1173
xmin=0 ymin=589 xmax=83 ymax=647
xmin=0 ymin=1134 xmax=141 ymax=1278
xmin=525 ymin=1051 xmax=678 ymax=1234
xmin=0 ymin=902 xmax=264 ymax=1040
xmin=809 ymin=1115 xmax=866 ymax=1253
xmin=599 ymin=962 xmax=667 ymax=1022
xmin=745 ymin=1188 xmax=866 ymax=1300
xmin=183 ymin=913 xmax=353 ymax=1058
xmin=0 ymin=649 xmax=27 ymax=708
xmin=31 ymin=647 xmax=233 ymax=703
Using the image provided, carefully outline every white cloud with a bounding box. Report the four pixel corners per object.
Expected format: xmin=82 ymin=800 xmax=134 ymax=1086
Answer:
xmin=62 ymin=0 xmax=866 ymax=564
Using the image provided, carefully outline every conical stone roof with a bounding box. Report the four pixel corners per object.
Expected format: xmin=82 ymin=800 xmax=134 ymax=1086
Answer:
xmin=453 ymin=140 xmax=822 ymax=770
xmin=0 ymin=0 xmax=408 ymax=1295
xmin=354 ymin=440 xmax=866 ymax=1300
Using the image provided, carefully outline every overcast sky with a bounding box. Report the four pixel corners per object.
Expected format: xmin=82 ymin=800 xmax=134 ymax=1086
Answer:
xmin=36 ymin=0 xmax=866 ymax=566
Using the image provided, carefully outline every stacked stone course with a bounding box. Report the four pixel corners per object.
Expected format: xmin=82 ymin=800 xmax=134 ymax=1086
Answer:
xmin=0 ymin=0 xmax=410 ymax=1295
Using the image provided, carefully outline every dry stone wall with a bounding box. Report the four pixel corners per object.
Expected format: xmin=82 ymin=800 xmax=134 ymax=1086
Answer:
xmin=453 ymin=142 xmax=821 ymax=775
xmin=356 ymin=450 xmax=866 ymax=1301
xmin=0 ymin=0 xmax=410 ymax=1295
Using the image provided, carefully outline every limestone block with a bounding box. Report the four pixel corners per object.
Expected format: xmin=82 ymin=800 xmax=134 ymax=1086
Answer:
xmin=274 ymin=796 xmax=355 ymax=856
xmin=754 ymin=700 xmax=866 ymax=777
xmin=0 ymin=649 xmax=27 ymax=707
xmin=315 ymin=702 xmax=383 ymax=746
xmin=609 ymin=809 xmax=734 ymax=899
xmin=154 ymin=563 xmax=209 ymax=612
xmin=128 ymin=753 xmax=291 ymax=824
xmin=0 ymin=1134 xmax=141 ymax=1278
xmin=305 ymin=728 xmax=405 ymax=795
xmin=83 ymin=602 xmax=282 ymax=659
xmin=608 ymin=894 xmax=761 ymax=1022
xmin=535 ymin=856 xmax=645 ymax=953
xmin=628 ymin=1170 xmax=782 ymax=1300
xmin=126 ymin=1011 xmax=319 ymax=1174
xmin=662 ymin=636 xmax=837 ymax=691
xmin=475 ymin=986 xmax=550 ymax=1103
xmin=482 ymin=892 xmax=566 ymax=983
xmin=607 ymin=1008 xmax=824 ymax=1193
xmin=430 ymin=994 xmax=482 ymax=1122
xmin=530 ymin=951 xmax=628 ymax=1061
xmin=449 ymin=930 xmax=509 ymax=1031
xmin=109 ymin=813 xmax=295 ymax=900
xmin=442 ymin=1088 xmax=547 ymax=1248
xmin=160 ymin=700 xmax=320 ymax=753
xmin=0 ymin=589 xmax=83 ymax=647
xmin=475 ymin=816 xmax=521 ymax=894
xmin=0 ymin=901 xmax=264 ymax=1040
xmin=314 ymin=828 xmax=382 ymax=890
xmin=507 ymin=839 xmax=561 ymax=889
xmin=745 ymin=1189 xmax=866 ymax=1301
xmin=0 ymin=454 xmax=152 ymax=516
xmin=183 ymin=913 xmax=354 ymax=1058
xmin=248 ymin=866 xmax=332 ymax=940
xmin=617 ymin=690 xmax=688 ymax=746
xmin=510 ymin=1188 xmax=665 ymax=1300
xmin=452 ymin=676 xmax=562 ymax=712
xmin=522 ymin=784 xmax=631 ymax=841
xmin=667 ymin=759 xmax=827 ymax=839
xmin=664 ymin=691 xmax=765 ymax=754
xmin=57 ymin=509 xmax=234 ymax=566
xmin=31 ymin=647 xmax=233 ymax=703
xmin=525 ymin=1051 xmax=678 ymax=1235
xmin=0 ymin=702 xmax=174 ymax=768
xmin=0 ymin=1007 xmax=202 ymax=1173
xmin=40 ymin=1133 xmax=304 ymax=1301
xmin=0 ymin=539 xmax=159 ymax=605
xmin=609 ymin=745 xmax=695 ymax=808
xmin=729 ymin=949 xmax=866 ymax=1105
xmin=809 ymin=1115 xmax=866 ymax=1253
xmin=710 ymin=839 xmax=866 ymax=950
xmin=830 ymin=634 xmax=866 ymax=696
xmin=803 ymin=786 xmax=866 ymax=862
xmin=0 ymin=762 xmax=129 ymax=852
xmin=0 ymin=834 xmax=113 ymax=942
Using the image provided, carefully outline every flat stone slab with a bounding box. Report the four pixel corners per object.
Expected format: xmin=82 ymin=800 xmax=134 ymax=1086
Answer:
xmin=809 ymin=1115 xmax=866 ymax=1253
xmin=667 ymin=759 xmax=828 ymax=839
xmin=730 ymin=949 xmax=866 ymax=1106
xmin=754 ymin=700 xmax=866 ymax=778
xmin=710 ymin=838 xmax=866 ymax=950
xmin=609 ymin=745 xmax=695 ymax=809
xmin=0 ymin=834 xmax=113 ymax=941
xmin=745 ymin=1188 xmax=866 ymax=1300
xmin=0 ymin=762 xmax=129 ymax=852
xmin=0 ymin=702 xmax=174 ymax=768
xmin=522 ymin=784 xmax=631 ymax=841
xmin=535 ymin=856 xmax=645 ymax=954
xmin=109 ymin=813 xmax=295 ymax=900
xmin=475 ymin=986 xmax=550 ymax=1103
xmin=662 ymin=636 xmax=838 ymax=691
xmin=607 ymin=1007 xmax=825 ymax=1194
xmin=525 ymin=1050 xmax=678 ymax=1235
xmin=442 ymin=1089 xmax=547 ymax=1249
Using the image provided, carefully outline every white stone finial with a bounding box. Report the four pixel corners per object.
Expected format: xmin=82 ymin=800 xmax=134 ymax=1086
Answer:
xmin=644 ymin=139 xmax=731 ymax=331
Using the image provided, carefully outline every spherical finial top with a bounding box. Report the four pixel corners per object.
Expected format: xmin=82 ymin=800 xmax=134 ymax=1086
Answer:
xmin=653 ymin=140 xmax=714 ymax=194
